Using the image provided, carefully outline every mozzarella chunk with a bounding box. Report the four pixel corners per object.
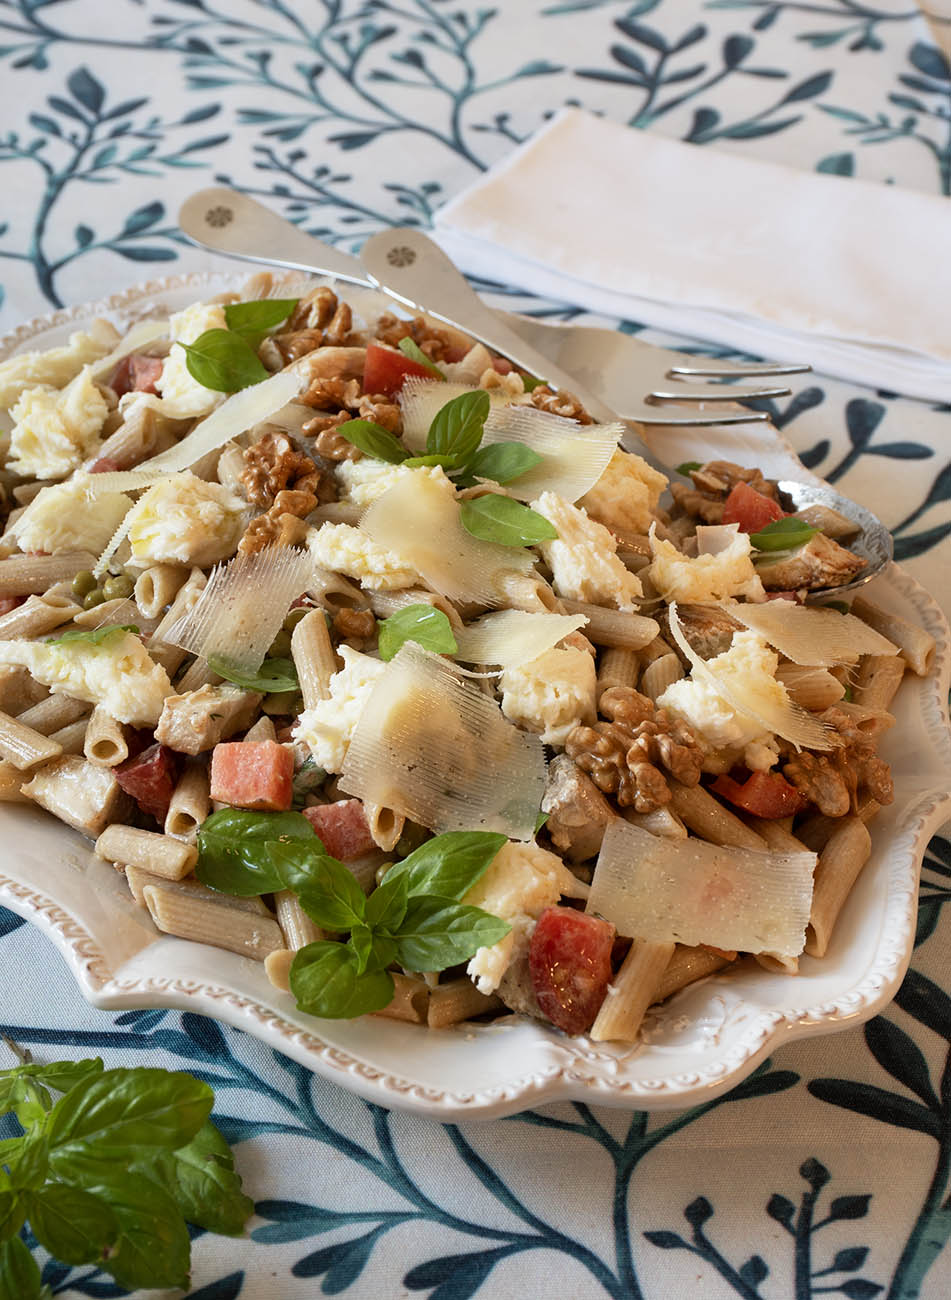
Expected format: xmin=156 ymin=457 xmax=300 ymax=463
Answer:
xmin=13 ymin=476 xmax=132 ymax=556
xmin=659 ymin=630 xmax=782 ymax=770
xmin=579 ymin=448 xmax=668 ymax=535
xmin=499 ymin=646 xmax=596 ymax=747
xmin=335 ymin=458 xmax=450 ymax=509
xmin=0 ymin=632 xmax=172 ymax=726
xmin=307 ymin=522 xmax=420 ymax=590
xmin=0 ymin=320 xmax=119 ymax=410
xmin=531 ymin=491 xmax=642 ymax=610
xmin=8 ymin=368 xmax=109 ymax=479
xmin=464 ymin=841 xmax=585 ymax=994
xmin=293 ymin=646 xmax=386 ymax=773
xmin=154 ymin=302 xmax=228 ymax=419
xmin=648 ymin=525 xmax=765 ymax=603
xmin=125 ymin=472 xmax=247 ymax=566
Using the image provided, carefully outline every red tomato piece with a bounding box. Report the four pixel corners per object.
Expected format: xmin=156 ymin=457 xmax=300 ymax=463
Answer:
xmin=114 ymin=743 xmax=179 ymax=822
xmin=362 ymin=342 xmax=436 ymax=397
xmin=721 ymin=481 xmax=786 ymax=533
xmin=710 ymin=770 xmax=806 ymax=818
xmin=490 ymin=355 xmax=513 ymax=374
xmin=110 ymin=354 xmax=163 ymax=397
xmin=210 ymin=740 xmax=294 ymax=811
xmin=528 ymin=906 xmax=616 ymax=1035
xmin=302 ymin=800 xmax=377 ymax=861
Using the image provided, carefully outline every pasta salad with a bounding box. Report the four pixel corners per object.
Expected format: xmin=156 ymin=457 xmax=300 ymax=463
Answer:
xmin=0 ymin=276 xmax=934 ymax=1043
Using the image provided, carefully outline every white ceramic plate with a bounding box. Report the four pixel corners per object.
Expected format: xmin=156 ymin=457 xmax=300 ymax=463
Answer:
xmin=1 ymin=272 xmax=949 ymax=1120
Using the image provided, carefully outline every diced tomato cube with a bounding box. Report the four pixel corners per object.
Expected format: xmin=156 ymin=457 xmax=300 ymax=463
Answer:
xmin=528 ymin=906 xmax=616 ymax=1035
xmin=110 ymin=354 xmax=163 ymax=397
xmin=114 ymin=743 xmax=179 ymax=822
xmin=362 ymin=341 xmax=436 ymax=397
xmin=302 ymin=800 xmax=376 ymax=861
xmin=210 ymin=741 xmax=294 ymax=811
xmin=710 ymin=770 xmax=807 ymax=818
xmin=721 ymin=481 xmax=786 ymax=533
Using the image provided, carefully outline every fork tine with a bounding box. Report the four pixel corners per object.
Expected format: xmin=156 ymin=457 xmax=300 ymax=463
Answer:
xmin=667 ymin=360 xmax=811 ymax=378
xmin=647 ymin=383 xmax=792 ymax=403
xmin=629 ymin=406 xmax=771 ymax=427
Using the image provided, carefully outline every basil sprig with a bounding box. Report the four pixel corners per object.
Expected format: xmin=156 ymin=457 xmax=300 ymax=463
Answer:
xmin=195 ymin=810 xmax=510 ymax=1019
xmin=460 ymin=495 xmax=558 ymax=547
xmin=223 ymin=298 xmax=298 ymax=346
xmin=676 ymin=460 xmax=703 ymax=475
xmin=207 ymin=654 xmax=300 ymax=694
xmin=397 ymin=336 xmax=444 ymax=379
xmin=181 ymin=328 xmax=269 ymax=393
xmin=0 ymin=1056 xmax=251 ymax=1294
xmin=750 ymin=517 xmax=820 ymax=552
xmin=377 ymin=603 xmax=458 ymax=662
xmin=465 ymin=441 xmax=542 ymax=485
xmin=335 ymin=418 xmax=410 ymax=464
xmin=48 ymin=624 xmax=139 ymax=647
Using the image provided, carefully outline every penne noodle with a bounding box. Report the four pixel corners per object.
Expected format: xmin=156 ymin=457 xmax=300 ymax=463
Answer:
xmin=367 ymin=587 xmax=462 ymax=630
xmin=96 ymin=824 xmax=198 ymax=881
xmin=494 ymin=571 xmax=563 ymax=613
xmin=623 ymin=805 xmax=688 ymax=840
xmin=309 ymin=565 xmax=371 ymax=612
xmin=558 ymin=599 xmax=659 ymax=650
xmin=0 ymin=760 xmax=27 ymax=802
xmin=853 ymin=654 xmax=905 ymax=710
xmin=795 ymin=796 xmax=881 ymax=853
xmin=589 ymin=939 xmax=676 ymax=1042
xmin=125 ymin=864 xmax=270 ymax=913
xmin=596 ymin=646 xmax=640 ymax=699
xmin=164 ymin=760 xmax=211 ymax=841
xmin=850 ymin=597 xmax=935 ymax=676
xmin=83 ymin=705 xmax=129 ymax=767
xmin=134 ymin=564 xmax=189 ymax=619
xmin=274 ymin=889 xmax=325 ymax=950
xmin=244 ymin=715 xmax=277 ymax=743
xmin=0 ymin=665 xmax=49 ymax=716
xmin=755 ymin=952 xmax=799 ymax=975
xmin=775 ymin=663 xmax=846 ymax=710
xmin=0 ymin=552 xmax=96 ymax=598
xmin=364 ymin=801 xmax=405 ymax=852
xmin=0 ymin=710 xmax=63 ymax=771
xmin=175 ymin=657 xmax=221 ymax=694
xmin=805 ymin=816 xmax=873 ymax=958
xmin=426 ymin=977 xmax=501 ymax=1028
xmin=143 ymin=884 xmax=284 ymax=961
xmin=639 ymin=634 xmax=676 ymax=666
xmin=373 ymin=973 xmax=431 ymax=1024
xmin=639 ymin=652 xmax=683 ymax=702
xmin=17 ymin=694 xmax=92 ymax=736
xmin=291 ymin=608 xmax=338 ymax=708
xmin=653 ymin=944 xmax=733 ymax=1004
xmin=150 ymin=566 xmax=208 ymax=676
xmin=741 ymin=815 xmax=810 ymax=854
xmin=0 ymin=593 xmax=79 ymax=640
xmin=48 ymin=718 xmax=88 ymax=756
xmin=264 ymin=948 xmax=295 ymax=992
xmin=667 ymin=781 xmax=768 ymax=850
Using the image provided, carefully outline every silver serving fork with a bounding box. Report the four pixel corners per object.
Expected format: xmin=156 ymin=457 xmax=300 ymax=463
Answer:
xmin=178 ymin=188 xmax=803 ymax=427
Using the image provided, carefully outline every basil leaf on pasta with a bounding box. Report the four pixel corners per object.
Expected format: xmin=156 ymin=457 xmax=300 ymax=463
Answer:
xmin=459 ymin=495 xmax=558 ymax=546
xmin=181 ymin=329 xmax=270 ymax=392
xmin=426 ymin=389 xmax=489 ymax=461
xmin=397 ymin=336 xmax=444 ymax=379
xmin=335 ymin=418 xmax=408 ymax=464
xmin=223 ymin=298 xmax=299 ymax=345
xmin=377 ymin=604 xmax=457 ymax=662
xmin=466 ymin=441 xmax=542 ymax=484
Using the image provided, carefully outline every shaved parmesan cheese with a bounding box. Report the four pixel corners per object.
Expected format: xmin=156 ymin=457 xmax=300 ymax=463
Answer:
xmin=480 ymin=405 xmax=622 ymax=503
xmin=589 ymin=820 xmax=815 ymax=956
xmin=399 ymin=378 xmax=511 ymax=451
xmin=360 ymin=471 xmax=534 ymax=606
xmin=667 ymin=603 xmax=832 ymax=751
xmin=453 ymin=610 xmax=588 ymax=669
xmin=339 ymin=643 xmax=546 ymax=841
xmin=724 ymin=600 xmax=898 ymax=667
xmin=162 ymin=545 xmax=312 ymax=675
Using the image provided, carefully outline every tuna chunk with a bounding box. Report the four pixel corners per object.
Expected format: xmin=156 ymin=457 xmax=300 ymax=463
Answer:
xmin=756 ymin=533 xmax=866 ymax=592
xmin=23 ymin=756 xmax=131 ymax=837
xmin=154 ymin=684 xmax=262 ymax=755
xmin=542 ymin=754 xmax=618 ymax=863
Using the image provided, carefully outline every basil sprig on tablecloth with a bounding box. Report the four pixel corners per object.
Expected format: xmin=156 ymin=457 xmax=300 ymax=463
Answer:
xmin=182 ymin=297 xmax=299 ymax=392
xmin=195 ymin=810 xmax=510 ymax=1019
xmin=0 ymin=1055 xmax=251 ymax=1295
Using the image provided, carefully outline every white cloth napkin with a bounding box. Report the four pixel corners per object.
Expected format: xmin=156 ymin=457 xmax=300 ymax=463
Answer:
xmin=433 ymin=108 xmax=951 ymax=404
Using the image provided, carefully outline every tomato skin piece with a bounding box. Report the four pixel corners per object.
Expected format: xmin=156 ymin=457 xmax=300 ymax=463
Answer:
xmin=528 ymin=906 xmax=616 ymax=1035
xmin=721 ymin=481 xmax=786 ymax=533
xmin=710 ymin=770 xmax=806 ymax=818
xmin=363 ymin=342 xmax=437 ymax=397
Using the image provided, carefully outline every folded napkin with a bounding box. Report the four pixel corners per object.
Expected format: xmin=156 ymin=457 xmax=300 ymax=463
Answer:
xmin=433 ymin=108 xmax=951 ymax=404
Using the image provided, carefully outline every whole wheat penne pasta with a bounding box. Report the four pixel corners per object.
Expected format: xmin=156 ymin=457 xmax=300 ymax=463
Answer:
xmin=150 ymin=567 xmax=207 ymax=676
xmin=134 ymin=564 xmax=189 ymax=619
xmin=291 ymin=608 xmax=338 ymax=708
xmin=275 ymin=889 xmax=325 ymax=950
xmin=559 ymin=599 xmax=658 ymax=650
xmin=309 ymin=565 xmax=371 ymax=611
xmin=0 ymin=760 xmax=27 ymax=802
xmin=175 ymin=657 xmax=220 ymax=694
xmin=372 ymin=973 xmax=431 ymax=1024
xmin=833 ymin=700 xmax=896 ymax=736
xmin=639 ymin=634 xmax=676 ymax=666
xmin=0 ymin=593 xmax=79 ymax=640
xmin=71 ymin=597 xmax=145 ymax=629
xmin=143 ymin=884 xmax=284 ymax=960
xmin=795 ymin=796 xmax=881 ymax=853
xmin=48 ymin=718 xmax=88 ymax=756
xmin=83 ymin=706 xmax=129 ymax=767
xmin=652 ymin=945 xmax=733 ymax=1004
xmin=95 ymin=401 xmax=176 ymax=468
xmin=740 ymin=816 xmax=809 ymax=854
xmin=244 ymin=715 xmax=276 ymax=743
xmin=589 ymin=939 xmax=676 ymax=1042
xmin=164 ymin=760 xmax=210 ymax=841
xmin=96 ymin=824 xmax=197 ymax=881
xmin=850 ymin=596 xmax=935 ymax=676
xmin=17 ymin=694 xmax=91 ymax=736
xmin=364 ymin=801 xmax=404 ymax=852
xmin=596 ymin=646 xmax=640 ymax=698
xmin=853 ymin=654 xmax=905 ymax=710
xmin=427 ymin=977 xmax=501 ymax=1028
xmin=264 ymin=948 xmax=295 ymax=992
xmin=0 ymin=551 xmax=97 ymax=598
xmin=494 ymin=571 xmax=563 ymax=613
xmin=0 ymin=665 xmax=49 ymax=716
xmin=639 ymin=652 xmax=683 ymax=702
xmin=775 ymin=664 xmax=846 ymax=710
xmin=623 ymin=805 xmax=687 ymax=840
xmin=215 ymin=442 xmax=246 ymax=496
xmin=667 ymin=781 xmax=768 ymax=850
xmin=309 ymin=501 xmax=364 ymax=527
xmin=755 ymin=952 xmax=799 ymax=974
xmin=125 ymin=865 xmax=271 ymax=913
xmin=805 ymin=816 xmax=873 ymax=958
xmin=0 ymin=710 xmax=63 ymax=771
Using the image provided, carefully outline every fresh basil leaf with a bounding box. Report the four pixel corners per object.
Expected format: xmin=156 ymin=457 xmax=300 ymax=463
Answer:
xmin=750 ymin=517 xmax=819 ymax=552
xmin=519 ymin=372 xmax=545 ymax=392
xmin=377 ymin=604 xmax=458 ymax=662
xmin=292 ymin=756 xmax=326 ymax=811
xmin=465 ymin=441 xmax=542 ymax=484
xmin=290 ymin=942 xmax=395 ymax=1019
xmin=207 ymin=654 xmax=299 ymax=694
xmin=181 ymin=328 xmax=269 ymax=393
xmin=349 ymin=924 xmax=376 ymax=975
xmin=821 ymin=600 xmax=850 ymax=614
xmin=676 ymin=460 xmax=703 ymax=475
xmin=4 ymin=1132 xmax=48 ymax=1190
xmin=196 ymin=808 xmax=317 ymax=896
xmin=164 ymin=1119 xmax=253 ymax=1237
xmin=392 ymin=896 xmax=511 ymax=972
xmin=398 ymin=336 xmax=444 ymax=379
xmin=401 ymin=453 xmax=461 ymax=469
xmin=47 ymin=624 xmax=138 ymax=647
xmin=460 ymin=495 xmax=557 ymax=547
xmin=269 ymin=842 xmax=366 ymax=930
xmin=0 ymin=1077 xmax=49 ymax=1127
xmin=388 ymin=830 xmax=506 ymax=902
xmin=534 ymin=811 xmax=549 ymax=833
xmin=364 ymin=870 xmax=409 ymax=931
xmin=85 ymin=1173 xmax=191 ymax=1292
xmin=25 ymin=1183 xmax=117 ymax=1266
xmin=336 ymin=418 xmax=408 ymax=464
xmin=0 ymin=1189 xmax=25 ymax=1244
xmin=12 ymin=1059 xmax=104 ymax=1094
xmin=223 ymin=298 xmax=298 ymax=345
xmin=426 ymin=389 xmax=490 ymax=461
xmin=0 ymin=1237 xmax=40 ymax=1300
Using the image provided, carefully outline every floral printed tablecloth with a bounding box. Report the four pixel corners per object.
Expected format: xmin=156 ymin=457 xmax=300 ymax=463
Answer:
xmin=1 ymin=2 xmax=950 ymax=1297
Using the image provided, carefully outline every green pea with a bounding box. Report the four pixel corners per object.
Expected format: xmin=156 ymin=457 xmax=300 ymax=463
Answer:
xmin=102 ymin=573 xmax=134 ymax=600
xmin=71 ymin=570 xmax=97 ymax=599
xmin=283 ymin=606 xmax=309 ymax=632
xmin=82 ymin=589 xmax=106 ymax=610
xmin=268 ymin=629 xmax=292 ymax=659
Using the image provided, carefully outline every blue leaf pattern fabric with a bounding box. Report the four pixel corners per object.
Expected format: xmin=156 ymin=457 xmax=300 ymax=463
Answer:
xmin=0 ymin=1 xmax=949 ymax=1295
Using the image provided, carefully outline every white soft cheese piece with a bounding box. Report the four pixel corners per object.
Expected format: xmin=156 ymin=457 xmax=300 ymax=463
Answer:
xmin=293 ymin=646 xmax=386 ymax=773
xmin=453 ymin=609 xmax=588 ymax=670
xmin=464 ymin=841 xmax=589 ymax=994
xmin=124 ymin=472 xmax=247 ymax=567
xmin=12 ymin=476 xmax=133 ymax=557
xmin=335 ymin=458 xmax=451 ymax=509
xmin=531 ymin=491 xmax=642 ymax=610
xmin=648 ymin=523 xmax=765 ymax=603
xmin=307 ymin=521 xmax=421 ymax=591
xmin=578 ymin=447 xmax=668 ymax=535
xmin=8 ymin=368 xmax=110 ymax=479
xmin=498 ymin=645 xmax=596 ymax=747
xmin=0 ymin=632 xmax=172 ymax=726
xmin=154 ymin=301 xmax=228 ymax=419
xmin=589 ymin=820 xmax=816 ymax=957
xmin=659 ymin=629 xmax=785 ymax=770
xmin=0 ymin=320 xmax=119 ymax=410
